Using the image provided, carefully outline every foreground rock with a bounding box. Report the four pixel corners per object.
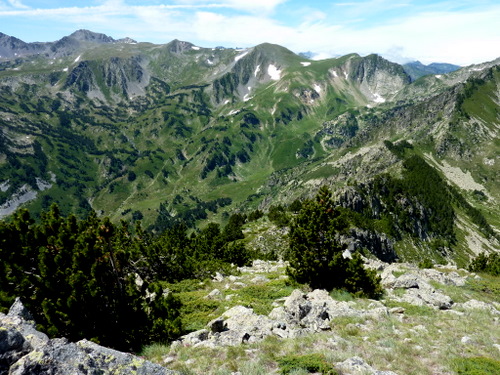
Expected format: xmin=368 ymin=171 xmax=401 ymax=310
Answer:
xmin=0 ymin=298 xmax=178 ymax=375
xmin=173 ymin=289 xmax=389 ymax=348
xmin=336 ymin=356 xmax=398 ymax=375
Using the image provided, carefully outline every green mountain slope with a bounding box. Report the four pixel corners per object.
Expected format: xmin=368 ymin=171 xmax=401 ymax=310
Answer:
xmin=0 ymin=30 xmax=498 ymax=264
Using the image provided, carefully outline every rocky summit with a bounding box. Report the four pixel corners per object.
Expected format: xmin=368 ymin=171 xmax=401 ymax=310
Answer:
xmin=2 ymin=258 xmax=498 ymax=374
xmin=157 ymin=259 xmax=499 ymax=374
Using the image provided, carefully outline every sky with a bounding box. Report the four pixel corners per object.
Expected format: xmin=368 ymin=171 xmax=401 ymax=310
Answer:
xmin=0 ymin=0 xmax=499 ymax=66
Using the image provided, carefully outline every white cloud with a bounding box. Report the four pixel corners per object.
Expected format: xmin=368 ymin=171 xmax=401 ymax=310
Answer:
xmin=0 ymin=1 xmax=499 ymax=65
xmin=171 ymin=0 xmax=288 ymax=14
xmin=7 ymin=0 xmax=29 ymax=9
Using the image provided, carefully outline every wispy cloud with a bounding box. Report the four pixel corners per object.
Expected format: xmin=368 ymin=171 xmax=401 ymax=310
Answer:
xmin=171 ymin=0 xmax=288 ymax=14
xmin=7 ymin=0 xmax=29 ymax=9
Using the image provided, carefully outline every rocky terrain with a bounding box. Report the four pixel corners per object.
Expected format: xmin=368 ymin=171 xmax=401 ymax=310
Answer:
xmin=1 ymin=257 xmax=498 ymax=374
xmin=0 ymin=298 xmax=179 ymax=375
xmin=149 ymin=259 xmax=498 ymax=374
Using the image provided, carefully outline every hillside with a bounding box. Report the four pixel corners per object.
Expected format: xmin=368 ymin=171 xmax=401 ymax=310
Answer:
xmin=0 ymin=30 xmax=498 ymax=265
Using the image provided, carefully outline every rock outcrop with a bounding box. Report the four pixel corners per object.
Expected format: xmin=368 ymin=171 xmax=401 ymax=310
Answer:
xmin=173 ymin=288 xmax=389 ymax=348
xmin=0 ymin=298 xmax=178 ymax=375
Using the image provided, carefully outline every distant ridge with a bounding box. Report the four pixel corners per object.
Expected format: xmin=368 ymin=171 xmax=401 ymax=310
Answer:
xmin=403 ymin=60 xmax=461 ymax=81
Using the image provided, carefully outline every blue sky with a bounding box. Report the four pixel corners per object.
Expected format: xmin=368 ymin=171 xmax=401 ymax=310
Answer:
xmin=1 ymin=0 xmax=499 ymax=65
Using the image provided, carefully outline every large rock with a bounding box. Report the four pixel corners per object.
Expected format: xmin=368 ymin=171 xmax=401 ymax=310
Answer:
xmin=173 ymin=289 xmax=388 ymax=348
xmin=0 ymin=327 xmax=31 ymax=374
xmin=0 ymin=299 xmax=178 ymax=375
xmin=381 ymin=266 xmax=456 ymax=310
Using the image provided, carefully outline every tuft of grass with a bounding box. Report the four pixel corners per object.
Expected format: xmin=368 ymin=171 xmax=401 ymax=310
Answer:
xmin=140 ymin=342 xmax=169 ymax=363
xmin=329 ymin=289 xmax=355 ymax=302
xmin=464 ymin=274 xmax=500 ymax=304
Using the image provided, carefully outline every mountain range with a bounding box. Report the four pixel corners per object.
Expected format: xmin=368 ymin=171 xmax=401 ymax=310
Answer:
xmin=0 ymin=30 xmax=498 ymax=265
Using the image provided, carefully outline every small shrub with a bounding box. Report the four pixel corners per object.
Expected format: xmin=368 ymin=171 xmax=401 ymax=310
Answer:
xmin=451 ymin=356 xmax=500 ymax=375
xmin=286 ymin=187 xmax=383 ymax=299
xmin=418 ymin=258 xmax=434 ymax=269
xmin=277 ymin=354 xmax=337 ymax=374
xmin=468 ymin=252 xmax=500 ymax=276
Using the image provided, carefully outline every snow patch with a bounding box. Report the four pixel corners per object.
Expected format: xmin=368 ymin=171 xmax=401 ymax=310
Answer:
xmin=254 ymin=65 xmax=261 ymax=77
xmin=244 ymin=87 xmax=253 ymax=102
xmin=300 ymin=62 xmax=311 ymax=67
xmin=63 ymin=67 xmax=68 ymax=72
xmin=191 ymin=46 xmax=201 ymax=51
xmin=373 ymin=93 xmax=385 ymax=103
xmin=224 ymin=99 xmax=230 ymax=105
xmin=74 ymin=55 xmax=81 ymax=63
xmin=228 ymin=109 xmax=240 ymax=116
xmin=435 ymin=74 xmax=442 ymax=79
xmin=344 ymin=71 xmax=348 ymax=79
xmin=331 ymin=70 xmax=338 ymax=78
xmin=207 ymin=59 xmax=214 ymax=65
xmin=234 ymin=50 xmax=248 ymax=62
xmin=313 ymin=84 xmax=322 ymax=94
xmin=267 ymin=64 xmax=281 ymax=81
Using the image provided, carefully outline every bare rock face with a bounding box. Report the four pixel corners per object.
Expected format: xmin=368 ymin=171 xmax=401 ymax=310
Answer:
xmin=0 ymin=298 xmax=178 ymax=375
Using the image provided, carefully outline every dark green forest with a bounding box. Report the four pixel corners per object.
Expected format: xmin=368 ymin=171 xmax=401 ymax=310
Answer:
xmin=0 ymin=204 xmax=251 ymax=351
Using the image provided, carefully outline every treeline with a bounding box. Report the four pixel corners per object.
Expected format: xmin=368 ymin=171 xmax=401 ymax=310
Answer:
xmin=0 ymin=204 xmax=251 ymax=351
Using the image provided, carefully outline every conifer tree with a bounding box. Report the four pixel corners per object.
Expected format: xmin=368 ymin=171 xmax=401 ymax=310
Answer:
xmin=286 ymin=186 xmax=382 ymax=298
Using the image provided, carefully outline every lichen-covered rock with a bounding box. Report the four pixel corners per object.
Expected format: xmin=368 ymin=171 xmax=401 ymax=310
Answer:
xmin=173 ymin=289 xmax=388 ymax=349
xmin=402 ymin=288 xmax=453 ymax=310
xmin=458 ymin=299 xmax=500 ymax=315
xmin=335 ymin=356 xmax=398 ymax=375
xmin=0 ymin=299 xmax=178 ymax=375
xmin=0 ymin=326 xmax=32 ymax=374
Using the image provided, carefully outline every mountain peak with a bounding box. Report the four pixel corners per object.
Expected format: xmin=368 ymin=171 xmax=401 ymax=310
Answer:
xmin=68 ymin=29 xmax=116 ymax=43
xmin=166 ymin=39 xmax=194 ymax=53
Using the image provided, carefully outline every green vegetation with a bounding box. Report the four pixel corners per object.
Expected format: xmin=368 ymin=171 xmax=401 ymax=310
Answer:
xmin=450 ymin=356 xmax=500 ymax=375
xmin=468 ymin=252 xmax=500 ymax=276
xmin=0 ymin=204 xmax=253 ymax=351
xmin=277 ymin=354 xmax=337 ymax=374
xmin=286 ymin=187 xmax=383 ymax=298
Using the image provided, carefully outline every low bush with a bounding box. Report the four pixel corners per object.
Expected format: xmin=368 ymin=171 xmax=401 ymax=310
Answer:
xmin=451 ymin=356 xmax=500 ymax=375
xmin=277 ymin=354 xmax=337 ymax=374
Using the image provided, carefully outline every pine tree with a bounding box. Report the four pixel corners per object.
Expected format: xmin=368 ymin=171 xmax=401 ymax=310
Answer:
xmin=286 ymin=186 xmax=382 ymax=298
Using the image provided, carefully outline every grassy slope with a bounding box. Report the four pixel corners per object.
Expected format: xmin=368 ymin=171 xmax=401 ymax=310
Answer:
xmin=141 ymin=258 xmax=500 ymax=375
